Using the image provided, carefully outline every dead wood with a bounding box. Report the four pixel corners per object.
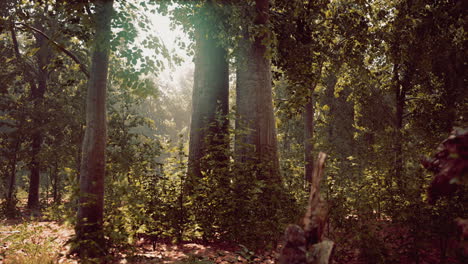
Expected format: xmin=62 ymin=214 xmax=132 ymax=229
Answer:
xmin=279 ymin=152 xmax=334 ymax=264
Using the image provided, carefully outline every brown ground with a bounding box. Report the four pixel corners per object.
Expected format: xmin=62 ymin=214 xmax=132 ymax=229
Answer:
xmin=0 ymin=215 xmax=463 ymax=263
xmin=0 ymin=217 xmax=276 ymax=264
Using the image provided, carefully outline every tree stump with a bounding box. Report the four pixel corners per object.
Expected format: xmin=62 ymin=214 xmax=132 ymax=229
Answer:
xmin=279 ymin=152 xmax=334 ymax=264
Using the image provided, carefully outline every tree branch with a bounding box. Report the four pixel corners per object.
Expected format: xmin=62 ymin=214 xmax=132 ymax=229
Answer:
xmin=402 ymin=112 xmax=413 ymax=119
xmin=17 ymin=22 xmax=90 ymax=78
xmin=10 ymin=23 xmax=21 ymax=60
xmin=9 ymin=22 xmax=38 ymax=92
xmin=405 ymin=96 xmax=423 ymax=102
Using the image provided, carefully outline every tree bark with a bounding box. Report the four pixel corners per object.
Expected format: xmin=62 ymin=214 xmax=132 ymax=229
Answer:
xmin=74 ymin=0 xmax=113 ymax=258
xmin=235 ymin=0 xmax=280 ymax=181
xmin=187 ymin=2 xmax=229 ymax=181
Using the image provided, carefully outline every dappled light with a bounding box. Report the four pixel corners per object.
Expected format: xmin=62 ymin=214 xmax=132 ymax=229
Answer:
xmin=0 ymin=0 xmax=466 ymax=263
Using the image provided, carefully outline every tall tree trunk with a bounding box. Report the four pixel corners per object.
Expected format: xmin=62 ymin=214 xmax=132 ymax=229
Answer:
xmin=74 ymin=0 xmax=113 ymax=258
xmin=394 ymin=81 xmax=404 ymax=190
xmin=304 ymin=95 xmax=314 ymax=183
xmin=304 ymin=61 xmax=323 ymax=184
xmin=27 ymin=21 xmax=50 ymax=211
xmin=394 ymin=63 xmax=413 ymax=190
xmin=8 ymin=22 xmax=33 ymax=215
xmin=187 ymin=2 xmax=229 ymax=181
xmin=235 ymin=0 xmax=280 ymax=181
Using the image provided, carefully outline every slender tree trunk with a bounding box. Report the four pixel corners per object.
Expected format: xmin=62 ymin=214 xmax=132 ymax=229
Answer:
xmin=395 ymin=91 xmax=404 ymax=189
xmin=27 ymin=133 xmax=42 ymax=210
xmin=74 ymin=0 xmax=113 ymax=258
xmin=283 ymin=119 xmax=291 ymax=151
xmin=188 ymin=2 xmax=229 ymax=181
xmin=304 ymin=96 xmax=314 ymax=183
xmin=27 ymin=21 xmax=50 ymax=211
xmin=304 ymin=61 xmax=323 ymax=184
xmin=394 ymin=63 xmax=413 ymax=190
xmin=235 ymin=0 xmax=280 ymax=181
xmin=52 ymin=161 xmax=60 ymax=204
xmin=6 ymin=140 xmax=20 ymax=215
xmin=8 ymin=22 xmax=32 ymax=215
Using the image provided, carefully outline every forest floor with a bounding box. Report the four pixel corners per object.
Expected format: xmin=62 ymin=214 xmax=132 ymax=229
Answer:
xmin=0 ymin=210 xmax=462 ymax=263
xmin=0 ymin=215 xmax=277 ymax=264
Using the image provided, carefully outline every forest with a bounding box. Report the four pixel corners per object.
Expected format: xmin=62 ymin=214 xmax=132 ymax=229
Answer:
xmin=0 ymin=0 xmax=466 ymax=263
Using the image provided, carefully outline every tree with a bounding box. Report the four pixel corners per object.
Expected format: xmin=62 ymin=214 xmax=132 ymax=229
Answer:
xmin=74 ymin=0 xmax=113 ymax=258
xmin=272 ymin=0 xmax=331 ymax=184
xmin=2 ymin=10 xmax=27 ymax=215
xmin=187 ymin=1 xmax=229 ymax=182
xmin=235 ymin=0 xmax=280 ymax=181
xmin=27 ymin=12 xmax=51 ymax=211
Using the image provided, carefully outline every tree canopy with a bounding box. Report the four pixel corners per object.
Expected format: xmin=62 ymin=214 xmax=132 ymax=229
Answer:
xmin=0 ymin=0 xmax=466 ymax=263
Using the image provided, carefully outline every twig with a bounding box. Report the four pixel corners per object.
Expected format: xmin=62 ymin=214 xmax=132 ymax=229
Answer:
xmin=0 ymin=231 xmax=20 ymax=234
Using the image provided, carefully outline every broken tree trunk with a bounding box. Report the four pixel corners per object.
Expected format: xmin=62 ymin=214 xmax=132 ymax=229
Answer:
xmin=279 ymin=152 xmax=334 ymax=264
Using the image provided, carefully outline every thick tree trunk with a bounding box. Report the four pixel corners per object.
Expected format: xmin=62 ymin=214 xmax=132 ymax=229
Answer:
xmin=187 ymin=2 xmax=229 ymax=181
xmin=235 ymin=0 xmax=280 ymax=181
xmin=27 ymin=21 xmax=50 ymax=211
xmin=74 ymin=0 xmax=113 ymax=258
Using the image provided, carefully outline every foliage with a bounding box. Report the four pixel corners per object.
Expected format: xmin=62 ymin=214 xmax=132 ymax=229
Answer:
xmin=183 ymin=114 xmax=300 ymax=248
xmin=0 ymin=222 xmax=73 ymax=264
xmin=0 ymin=0 xmax=466 ymax=263
xmin=273 ymin=0 xmax=466 ymax=262
xmin=423 ymin=128 xmax=468 ymax=203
